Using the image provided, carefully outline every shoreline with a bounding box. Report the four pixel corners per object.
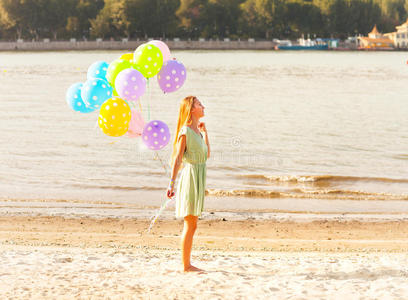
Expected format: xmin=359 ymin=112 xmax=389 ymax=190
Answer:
xmin=2 ymin=40 xmax=407 ymax=51
xmin=2 ymin=194 xmax=408 ymax=219
xmin=0 ymin=40 xmax=279 ymax=51
xmin=0 ymin=40 xmax=358 ymax=51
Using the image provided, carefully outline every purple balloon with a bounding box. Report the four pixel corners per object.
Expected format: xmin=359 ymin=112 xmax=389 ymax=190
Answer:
xmin=157 ymin=60 xmax=187 ymax=93
xmin=142 ymin=120 xmax=171 ymax=150
xmin=115 ymin=68 xmax=147 ymax=102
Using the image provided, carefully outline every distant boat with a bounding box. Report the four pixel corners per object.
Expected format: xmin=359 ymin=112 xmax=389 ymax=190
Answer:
xmin=276 ymin=44 xmax=328 ymax=50
xmin=275 ymin=38 xmax=329 ymax=50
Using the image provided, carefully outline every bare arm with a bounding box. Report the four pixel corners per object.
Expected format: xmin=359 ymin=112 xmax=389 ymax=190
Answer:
xmin=198 ymin=122 xmax=210 ymax=159
xmin=167 ymin=135 xmax=186 ymax=198
xmin=171 ymin=135 xmax=186 ymax=180
xmin=203 ymin=131 xmax=210 ymax=159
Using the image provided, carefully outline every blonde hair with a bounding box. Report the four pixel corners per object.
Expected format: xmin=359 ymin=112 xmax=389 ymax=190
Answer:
xmin=170 ymin=96 xmax=197 ymax=166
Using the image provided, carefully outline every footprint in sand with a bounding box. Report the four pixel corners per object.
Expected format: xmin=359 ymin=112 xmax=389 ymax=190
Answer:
xmin=236 ymin=265 xmax=246 ymax=271
xmin=55 ymin=257 xmax=73 ymax=263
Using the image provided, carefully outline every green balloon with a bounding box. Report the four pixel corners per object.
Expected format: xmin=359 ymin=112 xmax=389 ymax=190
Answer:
xmin=106 ymin=59 xmax=132 ymax=88
xmin=133 ymin=44 xmax=163 ymax=78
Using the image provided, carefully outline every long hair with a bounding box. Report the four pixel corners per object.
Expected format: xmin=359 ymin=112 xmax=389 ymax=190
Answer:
xmin=170 ymin=96 xmax=196 ymax=167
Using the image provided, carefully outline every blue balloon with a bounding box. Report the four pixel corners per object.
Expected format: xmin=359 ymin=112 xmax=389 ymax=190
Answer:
xmin=87 ymin=61 xmax=109 ymax=80
xmin=66 ymin=82 xmax=95 ymax=113
xmin=81 ymin=78 xmax=113 ymax=110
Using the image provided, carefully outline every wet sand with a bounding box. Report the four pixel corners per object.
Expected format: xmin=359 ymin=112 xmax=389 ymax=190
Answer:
xmin=1 ymin=216 xmax=408 ymax=252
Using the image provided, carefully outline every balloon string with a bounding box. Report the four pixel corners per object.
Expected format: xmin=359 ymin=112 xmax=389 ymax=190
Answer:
xmin=147 ymin=196 xmax=174 ymax=234
xmin=147 ymin=79 xmax=151 ymax=121
xmin=154 ymin=151 xmax=169 ymax=175
xmin=127 ymin=101 xmax=140 ymax=112
xmin=145 ymin=77 xmax=170 ymax=232
xmin=146 ymin=151 xmax=171 ymax=233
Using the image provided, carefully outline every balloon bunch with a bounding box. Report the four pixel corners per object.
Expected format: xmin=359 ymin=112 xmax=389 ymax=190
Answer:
xmin=66 ymin=40 xmax=187 ymax=151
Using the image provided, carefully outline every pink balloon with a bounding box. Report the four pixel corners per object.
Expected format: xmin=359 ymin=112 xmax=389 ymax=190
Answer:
xmin=148 ymin=40 xmax=171 ymax=62
xmin=127 ymin=110 xmax=145 ymax=138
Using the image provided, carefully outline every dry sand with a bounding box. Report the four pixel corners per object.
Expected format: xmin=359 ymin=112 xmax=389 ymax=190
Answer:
xmin=0 ymin=215 xmax=408 ymax=299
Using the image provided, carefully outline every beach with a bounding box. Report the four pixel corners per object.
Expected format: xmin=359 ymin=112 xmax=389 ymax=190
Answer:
xmin=0 ymin=213 xmax=408 ymax=299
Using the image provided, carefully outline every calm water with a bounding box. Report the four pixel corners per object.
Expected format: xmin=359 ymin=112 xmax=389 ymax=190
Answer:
xmin=0 ymin=50 xmax=407 ymax=212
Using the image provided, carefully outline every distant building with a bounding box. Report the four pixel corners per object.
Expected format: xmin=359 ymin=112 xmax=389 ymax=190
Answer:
xmin=384 ymin=19 xmax=408 ymax=48
xmin=358 ymin=25 xmax=394 ymax=50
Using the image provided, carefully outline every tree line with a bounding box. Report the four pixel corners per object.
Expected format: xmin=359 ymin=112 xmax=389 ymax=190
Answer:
xmin=0 ymin=0 xmax=407 ymax=41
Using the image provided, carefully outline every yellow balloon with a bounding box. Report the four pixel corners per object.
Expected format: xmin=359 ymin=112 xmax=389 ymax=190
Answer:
xmin=120 ymin=53 xmax=133 ymax=63
xmin=98 ymin=98 xmax=131 ymax=137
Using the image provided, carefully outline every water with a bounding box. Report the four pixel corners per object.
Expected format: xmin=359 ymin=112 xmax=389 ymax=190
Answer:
xmin=0 ymin=50 xmax=407 ymax=214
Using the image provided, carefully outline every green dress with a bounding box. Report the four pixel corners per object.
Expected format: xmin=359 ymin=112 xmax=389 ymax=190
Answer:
xmin=176 ymin=126 xmax=208 ymax=218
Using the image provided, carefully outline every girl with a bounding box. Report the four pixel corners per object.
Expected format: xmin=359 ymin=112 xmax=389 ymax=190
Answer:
xmin=167 ymin=96 xmax=210 ymax=272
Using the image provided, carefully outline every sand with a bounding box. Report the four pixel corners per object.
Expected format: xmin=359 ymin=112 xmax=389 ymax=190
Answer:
xmin=0 ymin=215 xmax=408 ymax=299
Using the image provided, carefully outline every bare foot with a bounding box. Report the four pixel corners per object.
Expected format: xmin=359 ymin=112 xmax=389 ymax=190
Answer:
xmin=184 ymin=265 xmax=204 ymax=273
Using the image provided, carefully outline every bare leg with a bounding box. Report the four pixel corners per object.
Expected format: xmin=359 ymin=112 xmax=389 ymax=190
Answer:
xmin=181 ymin=215 xmax=203 ymax=272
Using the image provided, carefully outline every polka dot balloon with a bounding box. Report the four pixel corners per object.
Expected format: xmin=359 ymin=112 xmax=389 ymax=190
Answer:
xmin=147 ymin=40 xmax=171 ymax=62
xmin=81 ymin=78 xmax=113 ymax=110
xmin=87 ymin=61 xmax=109 ymax=81
xmin=120 ymin=53 xmax=133 ymax=63
xmin=106 ymin=59 xmax=132 ymax=88
xmin=115 ymin=68 xmax=147 ymax=102
xmin=66 ymin=82 xmax=95 ymax=113
xmin=98 ymin=97 xmax=131 ymax=137
xmin=133 ymin=43 xmax=163 ymax=78
xmin=142 ymin=120 xmax=171 ymax=150
xmin=157 ymin=60 xmax=187 ymax=93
